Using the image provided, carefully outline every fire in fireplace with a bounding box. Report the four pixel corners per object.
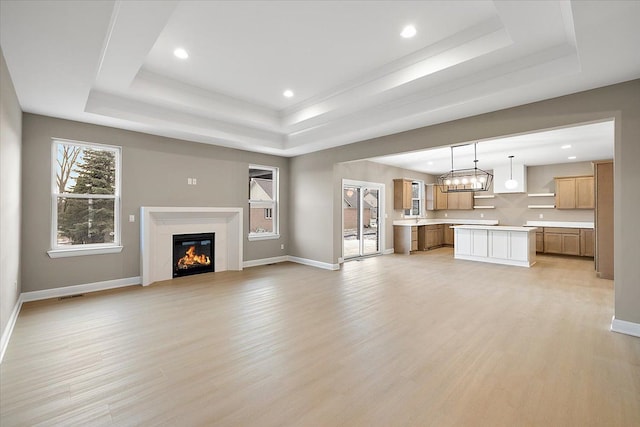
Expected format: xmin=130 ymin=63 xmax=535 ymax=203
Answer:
xmin=172 ymin=233 xmax=215 ymax=278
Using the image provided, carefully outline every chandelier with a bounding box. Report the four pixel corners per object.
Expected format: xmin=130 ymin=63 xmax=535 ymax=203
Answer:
xmin=437 ymin=143 xmax=493 ymax=193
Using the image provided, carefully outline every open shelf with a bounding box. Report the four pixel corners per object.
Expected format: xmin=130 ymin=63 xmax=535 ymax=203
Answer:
xmin=527 ymin=193 xmax=555 ymax=197
xmin=527 ymin=205 xmax=556 ymax=209
xmin=473 ymin=195 xmax=495 ymax=199
xmin=474 ymin=205 xmax=495 ymax=209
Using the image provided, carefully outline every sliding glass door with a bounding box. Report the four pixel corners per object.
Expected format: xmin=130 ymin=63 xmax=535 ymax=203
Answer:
xmin=343 ymin=180 xmax=383 ymax=259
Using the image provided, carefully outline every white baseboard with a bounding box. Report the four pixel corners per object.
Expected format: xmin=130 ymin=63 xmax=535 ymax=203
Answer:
xmin=288 ymin=256 xmax=340 ymax=271
xmin=0 ymin=294 xmax=24 ymax=364
xmin=1 ymin=276 xmax=141 ymax=364
xmin=383 ymin=248 xmax=395 ymax=255
xmin=21 ymin=276 xmax=141 ymax=303
xmin=243 ymin=256 xmax=289 ymax=268
xmin=611 ymin=317 xmax=640 ymax=338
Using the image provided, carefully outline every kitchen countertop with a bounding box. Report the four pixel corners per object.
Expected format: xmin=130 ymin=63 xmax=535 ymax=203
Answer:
xmin=393 ymin=219 xmax=499 ymax=226
xmin=524 ymin=221 xmax=594 ymax=229
xmin=453 ymin=225 xmax=537 ymax=232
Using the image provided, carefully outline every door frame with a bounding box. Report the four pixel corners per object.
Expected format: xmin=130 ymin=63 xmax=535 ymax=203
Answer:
xmin=341 ymin=179 xmax=385 ymax=260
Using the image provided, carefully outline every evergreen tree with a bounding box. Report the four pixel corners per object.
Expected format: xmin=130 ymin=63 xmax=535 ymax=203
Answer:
xmin=58 ymin=149 xmax=116 ymax=244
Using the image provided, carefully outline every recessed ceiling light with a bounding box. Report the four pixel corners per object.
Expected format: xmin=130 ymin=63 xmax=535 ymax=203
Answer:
xmin=568 ymin=156 xmax=577 ymax=160
xmin=561 ymin=144 xmax=572 ymax=149
xmin=173 ymin=48 xmax=189 ymax=59
xmin=283 ymin=89 xmax=294 ymax=98
xmin=400 ymin=25 xmax=417 ymax=39
xmin=427 ymin=161 xmax=434 ymax=165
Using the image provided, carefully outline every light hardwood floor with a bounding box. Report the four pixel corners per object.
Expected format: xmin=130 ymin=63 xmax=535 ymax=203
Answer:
xmin=1 ymin=249 xmax=639 ymax=426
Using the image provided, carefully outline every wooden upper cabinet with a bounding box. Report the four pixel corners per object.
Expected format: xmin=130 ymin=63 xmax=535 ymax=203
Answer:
xmin=394 ymin=179 xmax=413 ymax=210
xmin=575 ymin=176 xmax=595 ymax=209
xmin=436 ymin=186 xmax=448 ymax=210
xmin=426 ymin=184 xmax=448 ymax=211
xmin=555 ymin=176 xmax=594 ymax=209
xmin=447 ymin=191 xmax=473 ymax=210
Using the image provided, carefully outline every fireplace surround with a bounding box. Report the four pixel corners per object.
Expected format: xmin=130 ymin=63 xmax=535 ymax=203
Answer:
xmin=140 ymin=207 xmax=243 ymax=286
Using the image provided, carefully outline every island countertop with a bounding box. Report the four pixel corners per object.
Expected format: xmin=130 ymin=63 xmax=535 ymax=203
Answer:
xmin=452 ymin=225 xmax=537 ymax=232
xmin=393 ymin=219 xmax=499 ymax=227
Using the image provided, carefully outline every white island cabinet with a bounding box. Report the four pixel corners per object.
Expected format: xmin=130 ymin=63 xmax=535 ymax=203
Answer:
xmin=453 ymin=225 xmax=537 ymax=267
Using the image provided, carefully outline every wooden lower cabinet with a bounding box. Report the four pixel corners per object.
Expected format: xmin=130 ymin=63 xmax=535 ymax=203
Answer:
xmin=542 ymin=227 xmax=589 ymax=257
xmin=394 ymin=226 xmax=419 ymax=254
xmin=443 ymin=224 xmax=455 ymax=246
xmin=535 ymin=231 xmax=544 ymax=253
xmin=580 ymin=229 xmax=594 ymax=257
xmin=425 ymin=225 xmax=443 ymax=249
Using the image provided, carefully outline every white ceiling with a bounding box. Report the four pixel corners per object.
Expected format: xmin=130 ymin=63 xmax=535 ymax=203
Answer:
xmin=1 ymin=1 xmax=639 ymax=157
xmin=369 ymin=120 xmax=614 ymax=175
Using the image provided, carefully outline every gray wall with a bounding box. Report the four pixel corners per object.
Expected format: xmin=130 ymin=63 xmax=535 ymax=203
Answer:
xmin=21 ymin=114 xmax=289 ymax=292
xmin=0 ymin=48 xmax=22 ymax=337
xmin=289 ymin=79 xmax=640 ymax=325
xmin=433 ymin=162 xmax=597 ymax=225
xmin=335 ymin=160 xmax=434 ymax=254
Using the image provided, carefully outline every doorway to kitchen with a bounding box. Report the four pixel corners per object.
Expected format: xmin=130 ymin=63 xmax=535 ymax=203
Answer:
xmin=342 ymin=179 xmax=384 ymax=259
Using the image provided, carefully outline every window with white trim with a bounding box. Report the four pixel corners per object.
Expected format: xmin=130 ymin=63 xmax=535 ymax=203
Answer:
xmin=50 ymin=139 xmax=121 ymax=256
xmin=249 ymin=165 xmax=279 ymax=240
xmin=405 ymin=180 xmax=424 ymax=217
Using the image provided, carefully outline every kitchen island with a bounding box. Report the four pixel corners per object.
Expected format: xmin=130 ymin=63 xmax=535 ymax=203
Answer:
xmin=392 ymin=219 xmax=499 ymax=254
xmin=453 ymin=225 xmax=537 ymax=267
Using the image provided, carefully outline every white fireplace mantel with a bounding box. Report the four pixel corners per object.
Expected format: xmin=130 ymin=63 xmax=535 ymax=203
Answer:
xmin=140 ymin=207 xmax=243 ymax=286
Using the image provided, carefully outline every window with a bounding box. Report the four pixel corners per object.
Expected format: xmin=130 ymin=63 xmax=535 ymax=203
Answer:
xmin=49 ymin=139 xmax=122 ymax=257
xmin=249 ymin=165 xmax=279 ymax=240
xmin=405 ymin=180 xmax=424 ymax=217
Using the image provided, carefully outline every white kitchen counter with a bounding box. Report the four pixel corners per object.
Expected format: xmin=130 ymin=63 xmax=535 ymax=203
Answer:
xmin=393 ymin=219 xmax=499 ymax=226
xmin=524 ymin=221 xmax=594 ymax=229
xmin=453 ymin=225 xmax=536 ymax=232
xmin=453 ymin=224 xmax=536 ymax=267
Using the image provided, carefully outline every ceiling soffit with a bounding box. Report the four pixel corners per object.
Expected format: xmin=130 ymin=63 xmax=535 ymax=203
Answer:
xmin=1 ymin=1 xmax=590 ymax=156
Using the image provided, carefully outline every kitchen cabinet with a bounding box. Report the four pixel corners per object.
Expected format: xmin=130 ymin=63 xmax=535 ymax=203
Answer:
xmin=426 ymin=185 xmax=472 ymax=210
xmin=394 ymin=179 xmax=413 ymax=210
xmin=594 ymin=161 xmax=613 ymax=278
xmin=454 ymin=225 xmax=536 ymax=267
xmin=425 ymin=225 xmax=444 ymax=249
xmin=555 ymin=176 xmax=594 ymax=209
xmin=443 ymin=224 xmax=455 ymax=246
xmin=426 ymin=184 xmax=448 ymax=210
xmin=535 ymin=231 xmax=544 ymax=253
xmin=580 ymin=229 xmax=595 ymax=257
xmin=543 ymin=227 xmax=580 ymax=256
xmin=447 ymin=191 xmax=473 ymax=210
xmin=393 ymin=225 xmax=418 ymax=254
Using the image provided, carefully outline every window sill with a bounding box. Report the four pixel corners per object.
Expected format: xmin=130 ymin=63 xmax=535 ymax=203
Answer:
xmin=47 ymin=245 xmax=124 ymax=258
xmin=248 ymin=233 xmax=280 ymax=242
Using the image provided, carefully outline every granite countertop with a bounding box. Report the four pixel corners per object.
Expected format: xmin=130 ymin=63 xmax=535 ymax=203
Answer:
xmin=393 ymin=219 xmax=499 ymax=226
xmin=524 ymin=221 xmax=594 ymax=229
xmin=453 ymin=224 xmax=537 ymax=232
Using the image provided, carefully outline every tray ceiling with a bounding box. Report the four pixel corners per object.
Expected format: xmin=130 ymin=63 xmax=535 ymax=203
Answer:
xmin=1 ymin=1 xmax=639 ymax=156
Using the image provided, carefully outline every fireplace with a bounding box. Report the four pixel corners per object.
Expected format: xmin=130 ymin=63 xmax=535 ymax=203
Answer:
xmin=172 ymin=233 xmax=215 ymax=278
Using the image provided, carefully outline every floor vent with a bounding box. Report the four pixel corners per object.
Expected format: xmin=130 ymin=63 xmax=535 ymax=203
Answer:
xmin=58 ymin=294 xmax=85 ymax=300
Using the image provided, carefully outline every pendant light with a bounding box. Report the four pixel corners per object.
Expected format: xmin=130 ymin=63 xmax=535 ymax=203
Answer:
xmin=437 ymin=142 xmax=493 ymax=192
xmin=504 ymin=155 xmax=518 ymax=190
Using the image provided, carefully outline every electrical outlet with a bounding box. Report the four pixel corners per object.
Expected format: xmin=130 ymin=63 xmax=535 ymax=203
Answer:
xmin=539 ymin=214 xmax=544 ymax=219
xmin=193 ymin=178 xmax=197 ymax=185
xmin=187 ymin=178 xmax=192 ymax=185
xmin=444 ymin=213 xmax=448 ymax=217
xmin=129 ymin=214 xmax=135 ymax=223
xmin=280 ymin=244 xmax=284 ymax=250
xmin=480 ymin=213 xmax=484 ymax=218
